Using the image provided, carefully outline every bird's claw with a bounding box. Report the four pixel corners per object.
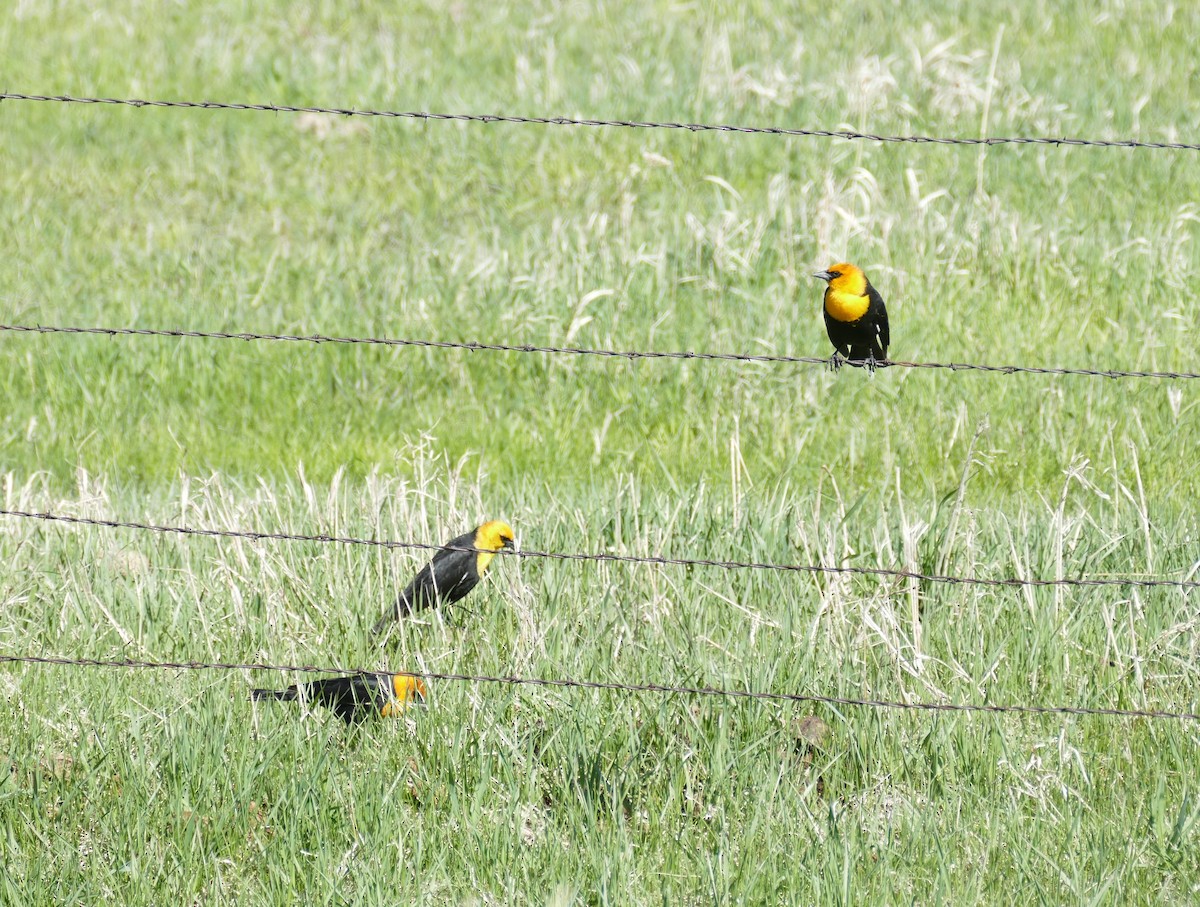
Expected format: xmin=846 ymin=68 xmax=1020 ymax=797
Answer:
xmin=828 ymin=352 xmax=843 ymax=372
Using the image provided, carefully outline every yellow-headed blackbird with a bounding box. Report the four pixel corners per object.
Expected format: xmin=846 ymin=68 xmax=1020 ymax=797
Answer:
xmin=370 ymin=520 xmax=515 ymax=633
xmin=251 ymin=672 xmax=427 ymax=722
xmin=812 ymin=262 xmax=890 ymax=371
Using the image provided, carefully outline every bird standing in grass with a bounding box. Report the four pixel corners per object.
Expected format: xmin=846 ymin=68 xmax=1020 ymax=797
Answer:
xmin=252 ymin=672 xmax=427 ymax=722
xmin=812 ymin=262 xmax=890 ymax=371
xmin=370 ymin=520 xmax=515 ymax=634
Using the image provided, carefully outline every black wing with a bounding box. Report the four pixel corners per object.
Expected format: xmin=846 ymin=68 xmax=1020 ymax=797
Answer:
xmin=868 ymin=284 xmax=890 ymax=358
xmin=372 ymin=531 xmax=480 ymax=632
xmin=823 ymin=305 xmax=851 ymax=357
xmin=253 ymin=673 xmax=388 ymax=722
xmin=405 ymin=539 xmax=479 ymax=610
xmin=309 ymin=673 xmax=389 ymax=722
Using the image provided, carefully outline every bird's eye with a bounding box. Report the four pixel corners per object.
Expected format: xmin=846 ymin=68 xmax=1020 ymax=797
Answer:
xmin=829 ymin=271 xmax=841 ymax=279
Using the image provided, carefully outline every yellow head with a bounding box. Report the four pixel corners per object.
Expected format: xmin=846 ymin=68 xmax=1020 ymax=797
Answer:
xmin=474 ymin=520 xmax=516 ymax=552
xmin=381 ymin=673 xmax=428 ymax=717
xmin=471 ymin=520 xmax=515 ymax=576
xmin=812 ymin=262 xmax=867 ymax=296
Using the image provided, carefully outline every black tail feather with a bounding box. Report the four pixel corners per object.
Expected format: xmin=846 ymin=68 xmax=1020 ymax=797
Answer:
xmin=372 ymin=600 xmax=416 ymax=635
xmin=251 ymin=687 xmax=298 ymax=702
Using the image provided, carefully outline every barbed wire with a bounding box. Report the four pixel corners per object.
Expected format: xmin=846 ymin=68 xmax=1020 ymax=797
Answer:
xmin=5 ymin=323 xmax=1200 ymax=381
xmin=2 ymin=92 xmax=1197 ymax=152
xmin=0 ymin=652 xmax=1194 ymax=721
xmin=2 ymin=507 xmax=1197 ymax=591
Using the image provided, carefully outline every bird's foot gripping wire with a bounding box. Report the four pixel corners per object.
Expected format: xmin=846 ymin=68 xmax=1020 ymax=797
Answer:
xmin=828 ymin=352 xmax=844 ymax=372
xmin=864 ymin=354 xmax=877 ymax=373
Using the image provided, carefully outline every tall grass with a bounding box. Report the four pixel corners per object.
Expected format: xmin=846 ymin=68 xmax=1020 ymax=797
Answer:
xmin=1 ymin=0 xmax=1199 ymax=902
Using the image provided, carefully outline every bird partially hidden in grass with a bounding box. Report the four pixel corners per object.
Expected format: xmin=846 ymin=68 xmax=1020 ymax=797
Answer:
xmin=812 ymin=262 xmax=890 ymax=371
xmin=370 ymin=520 xmax=515 ymax=634
xmin=251 ymin=672 xmax=427 ymax=722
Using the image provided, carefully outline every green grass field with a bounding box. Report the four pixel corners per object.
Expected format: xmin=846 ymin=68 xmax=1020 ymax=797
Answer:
xmin=2 ymin=1 xmax=1199 ymax=903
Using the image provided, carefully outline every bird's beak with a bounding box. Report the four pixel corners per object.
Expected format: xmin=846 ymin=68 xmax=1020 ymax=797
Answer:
xmin=501 ymin=537 xmax=515 ymax=550
xmin=812 ymin=270 xmax=833 ymax=282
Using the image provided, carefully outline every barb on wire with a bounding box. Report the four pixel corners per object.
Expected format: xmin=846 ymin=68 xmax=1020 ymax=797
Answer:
xmin=1 ymin=92 xmax=1197 ymax=152
xmin=0 ymin=652 xmax=1194 ymax=721
xmin=2 ymin=507 xmax=1197 ymax=591
xmin=4 ymin=323 xmax=1199 ymax=381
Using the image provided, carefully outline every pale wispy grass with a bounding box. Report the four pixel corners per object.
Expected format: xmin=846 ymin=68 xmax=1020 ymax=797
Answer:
xmin=1 ymin=448 xmax=1198 ymax=902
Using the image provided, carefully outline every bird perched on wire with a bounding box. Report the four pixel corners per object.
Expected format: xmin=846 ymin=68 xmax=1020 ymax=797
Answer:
xmin=370 ymin=520 xmax=516 ymax=634
xmin=812 ymin=262 xmax=890 ymax=371
xmin=251 ymin=672 xmax=427 ymax=723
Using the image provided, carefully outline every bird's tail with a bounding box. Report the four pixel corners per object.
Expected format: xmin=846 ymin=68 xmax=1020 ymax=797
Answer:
xmin=251 ymin=687 xmax=298 ymax=703
xmin=371 ymin=600 xmax=412 ymax=635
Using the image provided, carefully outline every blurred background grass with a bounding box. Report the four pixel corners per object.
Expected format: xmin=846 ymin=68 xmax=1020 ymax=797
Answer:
xmin=1 ymin=1 xmax=1199 ymax=903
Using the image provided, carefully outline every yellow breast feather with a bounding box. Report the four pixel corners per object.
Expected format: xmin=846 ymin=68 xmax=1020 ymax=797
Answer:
xmin=475 ymin=550 xmax=497 ymax=575
xmin=824 ymin=288 xmax=871 ymax=323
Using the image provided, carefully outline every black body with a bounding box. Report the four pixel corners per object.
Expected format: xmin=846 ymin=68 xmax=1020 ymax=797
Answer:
xmin=251 ymin=672 xmax=394 ymax=723
xmin=824 ymin=283 xmax=890 ymax=367
xmin=370 ymin=530 xmax=483 ymax=633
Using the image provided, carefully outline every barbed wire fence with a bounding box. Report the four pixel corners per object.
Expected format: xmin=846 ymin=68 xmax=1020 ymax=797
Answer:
xmin=5 ymin=323 xmax=1200 ymax=380
xmin=2 ymin=507 xmax=1197 ymax=722
xmin=3 ymin=91 xmax=1199 ymax=151
xmin=3 ymin=507 xmax=1199 ymax=591
xmin=1 ymin=653 xmax=1196 ymax=722
xmin=2 ymin=89 xmax=1199 ymax=723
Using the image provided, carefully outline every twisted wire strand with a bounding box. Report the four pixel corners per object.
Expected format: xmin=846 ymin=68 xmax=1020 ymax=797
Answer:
xmin=1 ymin=92 xmax=1197 ymax=151
xmin=2 ymin=507 xmax=1197 ymax=590
xmin=4 ymin=323 xmax=1199 ymax=381
xmin=1 ymin=653 xmax=1195 ymax=721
